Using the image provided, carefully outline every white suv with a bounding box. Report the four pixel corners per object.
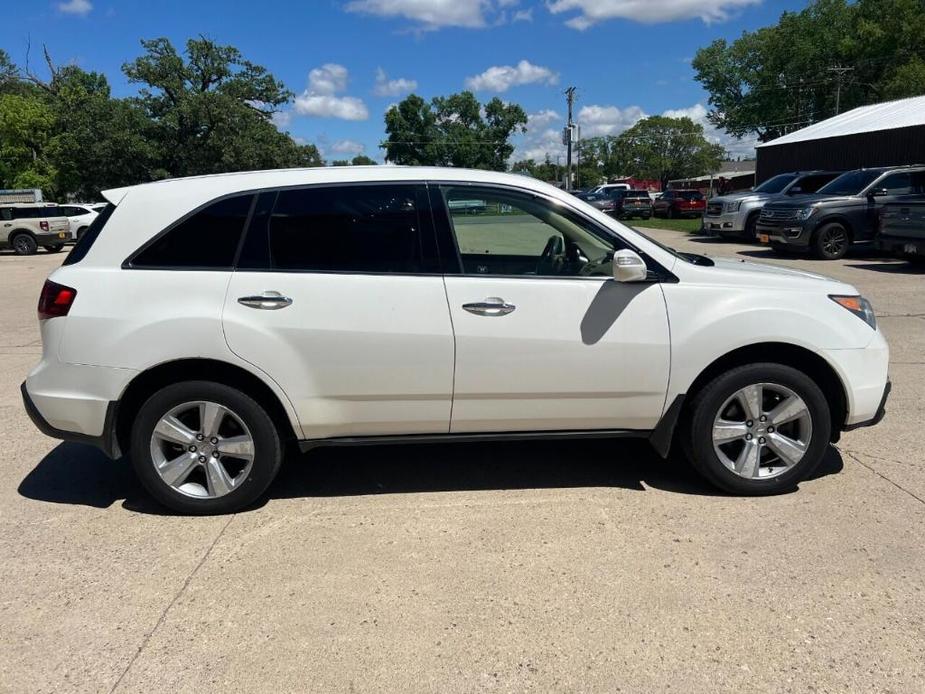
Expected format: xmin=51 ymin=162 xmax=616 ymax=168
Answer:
xmin=22 ymin=167 xmax=890 ymax=514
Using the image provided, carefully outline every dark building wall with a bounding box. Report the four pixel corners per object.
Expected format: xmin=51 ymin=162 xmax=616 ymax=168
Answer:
xmin=756 ymin=124 xmax=925 ymax=182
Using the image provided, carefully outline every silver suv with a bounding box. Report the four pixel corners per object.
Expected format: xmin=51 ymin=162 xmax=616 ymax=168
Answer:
xmin=1 ymin=204 xmax=71 ymax=255
xmin=703 ymin=171 xmax=841 ymax=240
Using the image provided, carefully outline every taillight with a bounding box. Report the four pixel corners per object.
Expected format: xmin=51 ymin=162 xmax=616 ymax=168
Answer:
xmin=40 ymin=220 xmax=49 ymax=231
xmin=38 ymin=280 xmax=77 ymax=320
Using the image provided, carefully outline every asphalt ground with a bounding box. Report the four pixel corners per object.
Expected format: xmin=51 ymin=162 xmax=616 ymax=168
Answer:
xmin=1 ymin=230 xmax=922 ymax=693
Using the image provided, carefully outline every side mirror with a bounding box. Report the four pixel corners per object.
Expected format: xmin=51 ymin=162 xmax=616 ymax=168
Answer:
xmin=612 ymin=249 xmax=648 ymax=283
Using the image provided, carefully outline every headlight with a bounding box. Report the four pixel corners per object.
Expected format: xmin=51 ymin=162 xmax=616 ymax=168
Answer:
xmin=724 ymin=201 xmax=742 ymax=213
xmin=830 ymin=295 xmax=877 ymax=329
xmin=794 ymin=207 xmax=818 ymax=221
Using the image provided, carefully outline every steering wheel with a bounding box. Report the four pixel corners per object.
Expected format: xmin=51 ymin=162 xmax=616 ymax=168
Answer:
xmin=535 ymin=234 xmax=566 ymax=275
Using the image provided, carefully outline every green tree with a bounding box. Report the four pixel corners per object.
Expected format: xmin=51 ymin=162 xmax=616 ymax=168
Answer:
xmin=384 ymin=91 xmax=527 ymax=170
xmin=123 ymin=36 xmax=320 ymax=177
xmin=693 ymin=0 xmax=925 ymax=141
xmin=351 ymin=154 xmax=377 ymax=165
xmin=331 ymin=160 xmax=350 ymax=166
xmin=616 ymin=116 xmax=724 ymax=189
xmin=0 ymin=92 xmax=57 ymax=192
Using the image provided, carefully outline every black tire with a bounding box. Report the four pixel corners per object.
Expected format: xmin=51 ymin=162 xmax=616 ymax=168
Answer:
xmin=43 ymin=244 xmax=64 ymax=253
xmin=642 ymin=214 xmax=651 ymax=220
xmin=681 ymin=363 xmax=831 ymax=496
xmin=130 ymin=380 xmax=283 ymax=515
xmin=10 ymin=233 xmax=37 ymax=256
xmin=903 ymin=254 xmax=925 ymax=265
xmin=744 ymin=213 xmax=759 ymax=242
xmin=668 ymin=206 xmax=676 ymax=219
xmin=812 ymin=222 xmax=850 ymax=260
xmin=76 ymin=226 xmax=88 ymax=240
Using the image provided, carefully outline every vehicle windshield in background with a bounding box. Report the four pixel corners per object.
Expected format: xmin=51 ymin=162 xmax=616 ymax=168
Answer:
xmin=753 ymin=174 xmax=797 ymax=194
xmin=676 ymin=191 xmax=704 ymax=200
xmin=817 ymin=169 xmax=883 ymax=196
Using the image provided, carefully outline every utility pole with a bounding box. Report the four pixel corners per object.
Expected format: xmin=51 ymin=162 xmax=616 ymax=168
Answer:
xmin=828 ymin=66 xmax=854 ymax=115
xmin=564 ymin=86 xmax=576 ymax=191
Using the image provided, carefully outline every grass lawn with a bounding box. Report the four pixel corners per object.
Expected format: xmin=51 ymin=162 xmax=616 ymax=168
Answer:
xmin=631 ymin=216 xmax=703 ymax=234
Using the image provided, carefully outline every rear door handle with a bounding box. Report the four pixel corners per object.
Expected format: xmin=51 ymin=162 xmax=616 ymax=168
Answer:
xmin=462 ymin=297 xmax=516 ymax=316
xmin=237 ymin=291 xmax=293 ymax=310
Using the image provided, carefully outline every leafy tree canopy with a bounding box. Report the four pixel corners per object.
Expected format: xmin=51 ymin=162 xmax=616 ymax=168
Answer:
xmin=693 ymin=0 xmax=925 ymax=141
xmin=384 ymin=91 xmax=527 ymax=170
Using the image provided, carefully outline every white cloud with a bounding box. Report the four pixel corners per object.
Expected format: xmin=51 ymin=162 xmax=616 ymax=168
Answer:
xmin=374 ymin=68 xmax=418 ymax=97
xmin=513 ymin=8 xmax=533 ymax=21
xmin=331 ymin=139 xmax=366 ymax=154
xmin=661 ymin=103 xmax=757 ymax=158
xmin=578 ymin=104 xmax=647 ymax=136
xmin=512 ymin=110 xmax=566 ymax=163
xmin=465 ymin=60 xmax=559 ymax=92
xmin=271 ymin=110 xmax=292 ymax=129
xmin=294 ymin=64 xmax=370 ymax=121
xmin=346 ymin=0 xmax=497 ymax=29
xmin=547 ymin=0 xmax=761 ymax=29
xmin=57 ymin=0 xmax=92 ymax=15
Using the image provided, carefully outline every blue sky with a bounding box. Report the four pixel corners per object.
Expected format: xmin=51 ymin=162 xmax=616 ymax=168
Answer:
xmin=2 ymin=0 xmax=810 ymax=163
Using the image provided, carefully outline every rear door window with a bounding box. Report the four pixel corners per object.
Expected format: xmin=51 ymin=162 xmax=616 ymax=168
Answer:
xmin=128 ymin=194 xmax=254 ymax=269
xmin=63 ymin=203 xmax=117 ymax=266
xmin=253 ymin=184 xmax=432 ymax=274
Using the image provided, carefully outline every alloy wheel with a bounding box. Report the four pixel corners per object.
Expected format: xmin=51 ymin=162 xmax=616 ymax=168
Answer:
xmin=149 ymin=400 xmax=255 ymax=499
xmin=712 ymin=383 xmax=813 ymax=480
xmin=820 ymin=227 xmax=848 ymax=257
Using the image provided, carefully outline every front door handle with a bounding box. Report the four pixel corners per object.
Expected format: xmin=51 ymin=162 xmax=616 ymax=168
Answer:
xmin=237 ymin=291 xmax=293 ymax=310
xmin=462 ymin=297 xmax=515 ymax=316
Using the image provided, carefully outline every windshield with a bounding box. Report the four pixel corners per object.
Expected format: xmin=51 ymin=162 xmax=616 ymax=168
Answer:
xmin=753 ymin=174 xmax=797 ymax=194
xmin=817 ymin=169 xmax=883 ymax=196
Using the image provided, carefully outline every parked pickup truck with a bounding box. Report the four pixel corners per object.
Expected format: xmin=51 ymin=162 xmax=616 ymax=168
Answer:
xmin=878 ymin=198 xmax=925 ymax=264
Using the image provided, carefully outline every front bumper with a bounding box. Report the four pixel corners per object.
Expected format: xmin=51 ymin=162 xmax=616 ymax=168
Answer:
xmin=703 ymin=209 xmax=748 ymax=234
xmin=756 ymin=220 xmax=812 ymax=248
xmin=822 ymin=330 xmax=891 ymax=429
xmin=843 ymin=380 xmax=890 ymax=431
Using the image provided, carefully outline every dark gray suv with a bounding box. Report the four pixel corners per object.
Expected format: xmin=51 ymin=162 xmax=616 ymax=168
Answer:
xmin=757 ymin=165 xmax=925 ymax=259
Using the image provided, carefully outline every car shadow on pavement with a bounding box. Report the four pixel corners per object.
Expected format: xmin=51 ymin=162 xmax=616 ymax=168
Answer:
xmin=845 ymin=261 xmax=925 ymax=275
xmin=18 ymin=439 xmax=846 ymax=514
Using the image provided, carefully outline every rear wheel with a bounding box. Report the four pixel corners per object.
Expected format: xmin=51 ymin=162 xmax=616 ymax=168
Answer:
xmin=682 ymin=363 xmax=831 ymax=495
xmin=43 ymin=244 xmax=64 ymax=253
xmin=130 ymin=381 xmax=283 ymax=515
xmin=812 ymin=223 xmax=850 ymax=260
xmin=11 ymin=233 xmax=37 ymax=256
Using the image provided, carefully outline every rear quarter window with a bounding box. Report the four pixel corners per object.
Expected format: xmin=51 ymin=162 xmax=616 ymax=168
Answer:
xmin=128 ymin=194 xmax=255 ymax=269
xmin=63 ymin=203 xmax=117 ymax=266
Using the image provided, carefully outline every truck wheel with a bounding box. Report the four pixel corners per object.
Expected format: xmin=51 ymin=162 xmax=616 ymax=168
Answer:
xmin=43 ymin=244 xmax=65 ymax=253
xmin=682 ymin=363 xmax=831 ymax=495
xmin=744 ymin=213 xmax=759 ymax=241
xmin=812 ymin=223 xmax=850 ymax=260
xmin=11 ymin=233 xmax=38 ymax=256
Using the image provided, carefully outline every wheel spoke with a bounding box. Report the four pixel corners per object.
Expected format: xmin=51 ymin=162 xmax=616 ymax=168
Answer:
xmin=713 ymin=419 xmax=748 ymax=445
xmin=734 ymin=440 xmax=762 ymax=478
xmin=153 ymin=415 xmax=197 ymax=446
xmin=737 ymin=384 xmax=763 ymax=421
xmin=205 ymin=458 xmax=234 ymax=496
xmin=157 ymin=453 xmax=199 ymax=487
xmin=768 ymin=395 xmax=809 ymax=427
xmin=765 ymin=432 xmax=807 ymax=466
xmin=217 ymin=435 xmax=254 ymax=460
xmin=200 ymin=402 xmax=226 ymax=439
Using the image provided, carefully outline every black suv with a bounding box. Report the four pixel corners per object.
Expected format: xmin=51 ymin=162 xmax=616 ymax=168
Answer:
xmin=756 ymin=165 xmax=925 ymax=259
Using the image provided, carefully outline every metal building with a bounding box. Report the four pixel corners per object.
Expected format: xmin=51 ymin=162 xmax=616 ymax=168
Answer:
xmin=755 ymin=95 xmax=925 ymax=183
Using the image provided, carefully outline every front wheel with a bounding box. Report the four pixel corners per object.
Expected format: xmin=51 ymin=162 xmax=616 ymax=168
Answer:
xmin=130 ymin=381 xmax=283 ymax=514
xmin=812 ymin=223 xmax=850 ymax=260
xmin=43 ymin=244 xmax=64 ymax=253
xmin=682 ymin=363 xmax=831 ymax=495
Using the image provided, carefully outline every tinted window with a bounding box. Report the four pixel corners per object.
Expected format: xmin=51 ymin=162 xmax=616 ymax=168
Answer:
xmin=266 ymin=185 xmax=427 ymax=273
xmin=624 ymin=191 xmax=650 ymax=199
xmin=130 ymin=194 xmax=254 ymax=269
xmin=818 ymin=169 xmax=884 ymax=196
xmin=0 ymin=208 xmax=11 ymax=221
xmin=63 ymin=203 xmax=116 ymax=266
xmin=443 ymin=186 xmax=620 ymax=277
xmin=676 ymin=191 xmax=703 ymax=200
xmin=877 ymin=172 xmax=915 ymax=195
xmin=792 ymin=174 xmax=838 ymax=194
xmin=754 ymin=174 xmax=797 ymax=194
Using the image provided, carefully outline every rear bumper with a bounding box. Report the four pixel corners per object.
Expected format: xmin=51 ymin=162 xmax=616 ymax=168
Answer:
xmin=22 ymin=381 xmax=120 ymax=458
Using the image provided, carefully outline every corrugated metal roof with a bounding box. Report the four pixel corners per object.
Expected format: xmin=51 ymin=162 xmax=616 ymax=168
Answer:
xmin=756 ymin=95 xmax=925 ymax=148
